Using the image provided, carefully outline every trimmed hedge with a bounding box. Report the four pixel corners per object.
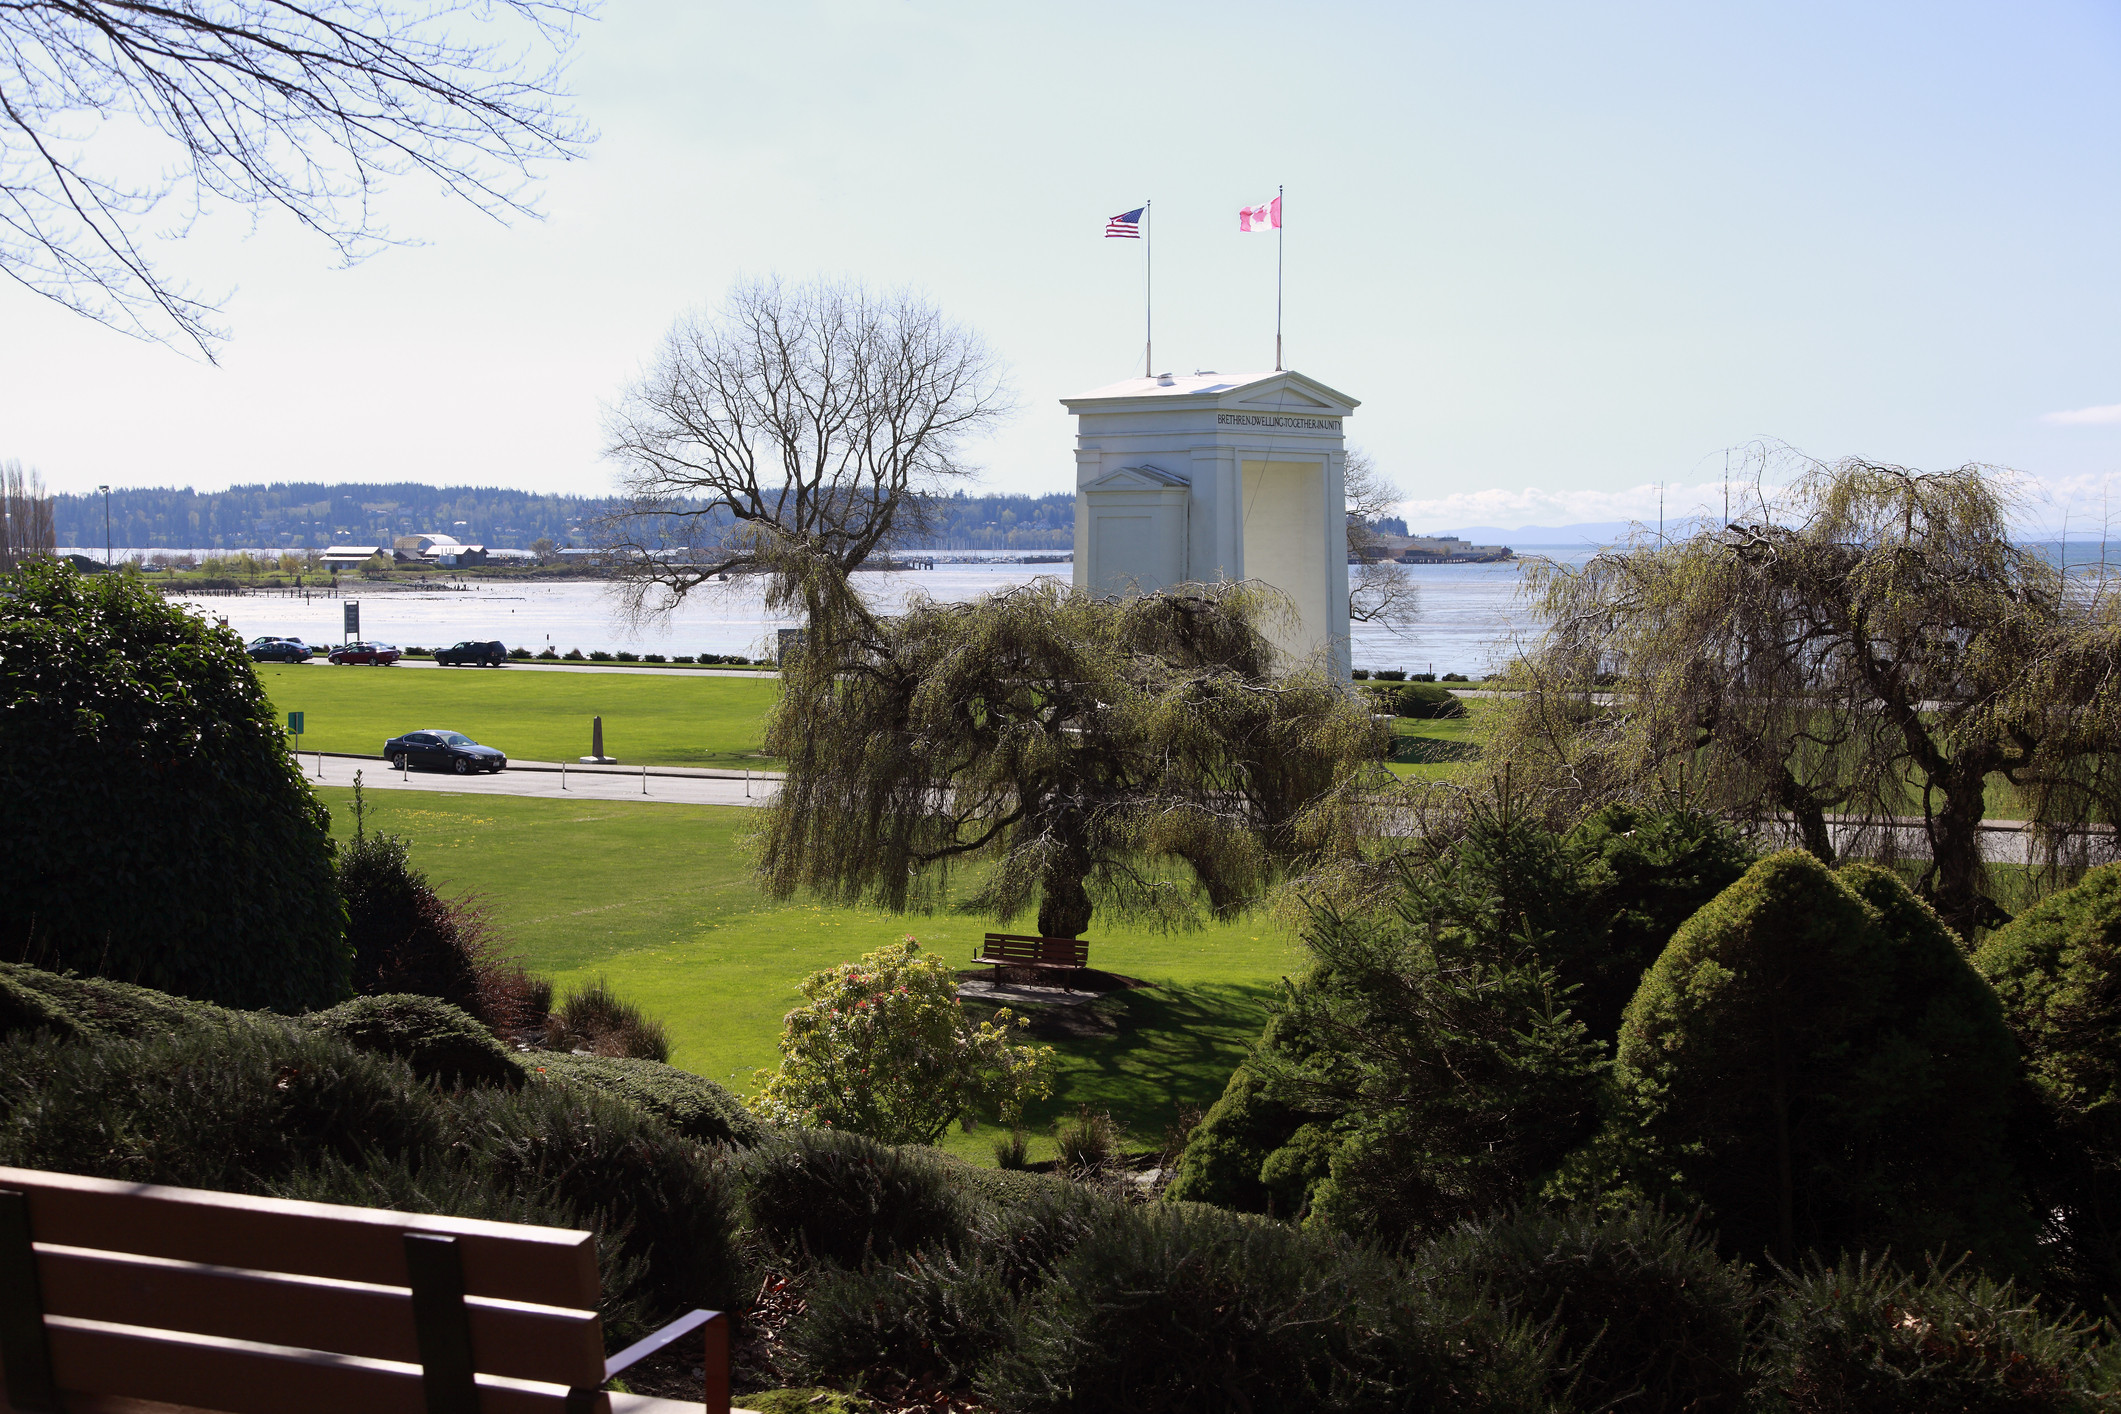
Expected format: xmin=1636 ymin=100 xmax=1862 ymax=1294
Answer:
xmin=1585 ymin=851 xmax=2031 ymax=1270
xmin=306 ymin=994 xmax=524 ymax=1089
xmin=531 ymin=1053 xmax=761 ymax=1146
xmin=738 ymin=1128 xmax=969 ymax=1268
xmin=0 ymin=563 xmax=348 ymax=1010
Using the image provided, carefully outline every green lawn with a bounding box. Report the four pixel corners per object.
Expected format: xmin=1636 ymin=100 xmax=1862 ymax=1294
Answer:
xmin=316 ymin=788 xmax=1303 ymax=1164
xmin=1386 ymin=707 xmax=1485 ymax=781
xmin=260 ymin=665 xmax=780 ymax=769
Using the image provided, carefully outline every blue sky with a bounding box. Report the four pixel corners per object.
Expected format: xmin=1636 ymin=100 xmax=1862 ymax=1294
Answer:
xmin=6 ymin=1 xmax=2119 ymax=534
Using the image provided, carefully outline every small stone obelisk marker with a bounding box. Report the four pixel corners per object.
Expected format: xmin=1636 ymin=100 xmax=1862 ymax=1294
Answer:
xmin=580 ymin=715 xmax=616 ymax=764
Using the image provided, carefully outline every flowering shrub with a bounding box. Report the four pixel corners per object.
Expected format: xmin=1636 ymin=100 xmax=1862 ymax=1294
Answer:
xmin=747 ymin=938 xmax=1053 ymax=1145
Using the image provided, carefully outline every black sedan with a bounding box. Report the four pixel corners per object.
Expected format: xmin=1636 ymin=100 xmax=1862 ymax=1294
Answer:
xmin=382 ymin=729 xmax=508 ymax=774
xmin=247 ymin=636 xmax=312 ymax=663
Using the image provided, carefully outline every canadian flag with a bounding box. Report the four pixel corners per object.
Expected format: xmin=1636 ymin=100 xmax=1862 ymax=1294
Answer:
xmin=1238 ymin=197 xmax=1281 ymax=232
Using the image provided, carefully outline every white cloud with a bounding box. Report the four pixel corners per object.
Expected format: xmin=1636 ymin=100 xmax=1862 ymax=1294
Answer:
xmin=2041 ymin=404 xmax=2121 ymax=426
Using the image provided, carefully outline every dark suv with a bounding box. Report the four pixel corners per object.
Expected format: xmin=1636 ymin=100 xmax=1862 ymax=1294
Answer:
xmin=247 ymin=637 xmax=312 ymax=663
xmin=434 ymin=639 xmax=508 ymax=667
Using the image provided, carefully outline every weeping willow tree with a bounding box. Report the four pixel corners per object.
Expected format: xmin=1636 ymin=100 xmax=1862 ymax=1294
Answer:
xmin=1486 ymin=454 xmax=2121 ymax=938
xmin=757 ymin=576 xmax=1389 ymax=939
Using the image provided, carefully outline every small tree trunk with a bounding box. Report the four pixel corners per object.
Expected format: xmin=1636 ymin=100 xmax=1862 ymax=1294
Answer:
xmin=1036 ymin=870 xmax=1094 ymax=939
xmin=1930 ymin=768 xmax=1997 ymax=940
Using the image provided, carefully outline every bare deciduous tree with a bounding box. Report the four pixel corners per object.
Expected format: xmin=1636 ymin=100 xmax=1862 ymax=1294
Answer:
xmin=2 ymin=0 xmax=593 ymax=357
xmin=600 ymin=277 xmax=1013 ymax=626
xmin=0 ymin=461 xmax=56 ymax=570
xmin=1344 ymin=447 xmax=1419 ymax=631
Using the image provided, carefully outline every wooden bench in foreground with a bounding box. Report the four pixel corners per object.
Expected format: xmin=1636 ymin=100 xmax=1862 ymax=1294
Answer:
xmin=972 ymin=933 xmax=1091 ymax=971
xmin=0 ymin=1165 xmax=751 ymax=1414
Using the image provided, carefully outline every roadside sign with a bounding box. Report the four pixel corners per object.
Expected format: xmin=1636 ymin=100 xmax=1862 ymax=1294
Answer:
xmin=287 ymin=711 xmax=304 ymax=736
xmin=343 ymin=601 xmax=360 ymax=642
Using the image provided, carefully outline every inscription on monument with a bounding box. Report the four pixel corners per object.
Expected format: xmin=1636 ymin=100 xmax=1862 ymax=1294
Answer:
xmin=1215 ymin=413 xmax=1342 ymax=430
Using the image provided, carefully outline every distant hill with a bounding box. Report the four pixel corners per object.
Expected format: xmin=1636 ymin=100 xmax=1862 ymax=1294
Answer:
xmin=50 ymin=484 xmax=1076 ymax=553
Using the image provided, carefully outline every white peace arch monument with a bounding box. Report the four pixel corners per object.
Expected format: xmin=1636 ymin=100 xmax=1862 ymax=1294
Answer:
xmin=1065 ymin=369 xmax=1357 ymax=678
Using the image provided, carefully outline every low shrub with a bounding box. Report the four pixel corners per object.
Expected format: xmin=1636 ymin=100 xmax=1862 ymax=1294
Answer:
xmin=563 ymin=648 xmax=584 ymax=660
xmin=673 ymin=655 xmax=697 ymax=664
xmin=0 ymin=961 xmax=226 ymax=1042
xmin=1052 ymin=1106 xmax=1123 ymax=1173
xmin=531 ymin=1053 xmax=762 ymax=1146
xmin=1351 ymin=668 xmax=1371 ymax=680
xmin=509 ymin=646 xmax=533 ymax=659
xmin=453 ymin=1082 xmax=745 ymax=1338
xmin=1166 ymin=1064 xmax=1308 ymax=1213
xmin=538 ymin=647 xmax=560 ymax=660
xmin=992 ymin=1128 xmax=1030 ymax=1170
xmin=0 ymin=1022 xmax=447 ymax=1190
xmin=305 ymin=994 xmax=524 ymax=1089
xmin=615 ymin=651 xmax=639 ymax=662
xmin=588 ymin=650 xmax=614 ymax=662
xmin=1442 ymin=672 xmax=1469 ymax=682
xmin=1421 ymin=1204 xmax=1757 ymax=1413
xmin=1393 ymin=681 xmax=1465 ymax=718
xmin=1410 ymin=672 xmax=1437 ymax=682
xmin=641 ymin=653 xmax=665 ymax=663
xmin=1373 ymin=668 xmax=1407 ymax=682
xmin=403 ymin=646 xmax=429 ymax=656
xmin=1760 ymin=1254 xmax=2109 ymax=1413
xmin=964 ymin=1171 xmax=1112 ymax=1289
xmin=982 ymin=1204 xmax=1550 ymax=1412
xmin=780 ymin=1251 xmax=1018 ymax=1390
xmin=738 ymin=1127 xmax=968 ymax=1268
xmin=543 ymin=978 xmax=671 ymax=1062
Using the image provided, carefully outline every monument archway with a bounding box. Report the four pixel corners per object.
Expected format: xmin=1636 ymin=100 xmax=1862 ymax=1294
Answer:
xmin=1064 ymin=369 xmax=1358 ymax=676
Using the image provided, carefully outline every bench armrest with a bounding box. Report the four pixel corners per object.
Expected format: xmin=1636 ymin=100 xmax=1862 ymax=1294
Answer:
xmin=602 ymin=1308 xmax=728 ymax=1414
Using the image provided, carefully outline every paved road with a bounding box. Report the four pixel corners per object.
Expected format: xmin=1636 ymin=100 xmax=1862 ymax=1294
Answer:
xmin=294 ymin=659 xmax=777 ymax=679
xmin=303 ymin=753 xmax=780 ymax=806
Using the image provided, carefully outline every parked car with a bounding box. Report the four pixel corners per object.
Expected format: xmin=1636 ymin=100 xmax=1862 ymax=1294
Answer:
xmin=246 ymin=637 xmax=312 ymax=663
xmin=382 ymin=729 xmax=507 ymax=774
xmin=434 ymin=639 xmax=508 ymax=667
xmin=328 ymin=642 xmax=401 ymax=666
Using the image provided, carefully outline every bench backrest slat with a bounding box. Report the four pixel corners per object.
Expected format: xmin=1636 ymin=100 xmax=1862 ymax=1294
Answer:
xmin=980 ymin=933 xmax=1090 ymax=966
xmin=0 ymin=1166 xmax=598 ymax=1307
xmin=42 ymin=1315 xmax=599 ymax=1414
xmin=35 ymin=1244 xmax=605 ymax=1387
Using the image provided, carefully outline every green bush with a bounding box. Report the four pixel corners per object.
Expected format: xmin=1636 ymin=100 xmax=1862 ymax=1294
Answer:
xmin=455 ymin=1081 xmax=744 ymax=1336
xmin=1760 ymin=1254 xmax=2109 ymax=1413
xmin=1393 ymin=681 xmax=1466 ymax=718
xmin=0 ymin=961 xmax=226 ymax=1041
xmin=543 ymin=978 xmax=672 ymax=1062
xmin=981 ymin=1203 xmax=1551 ymax=1413
xmin=0 ymin=1022 xmax=446 ymax=1190
xmin=1164 ymin=1064 xmax=1309 ymax=1213
xmin=530 ymin=1052 xmax=762 ymax=1146
xmin=1582 ymin=851 xmax=2032 ymax=1270
xmin=306 ymin=994 xmax=524 ymax=1089
xmin=1564 ymin=803 xmax=1755 ymax=1045
xmin=1421 ymin=1205 xmax=1757 ymax=1413
xmin=738 ymin=1127 xmax=968 ymax=1269
xmin=780 ymin=1251 xmax=1018 ymax=1390
xmin=0 ymin=562 xmax=346 ymax=1010
xmin=1972 ymin=864 xmax=2121 ymax=1303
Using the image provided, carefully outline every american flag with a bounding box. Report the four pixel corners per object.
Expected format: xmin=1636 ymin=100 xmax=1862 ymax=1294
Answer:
xmin=1106 ymin=206 xmax=1144 ymax=238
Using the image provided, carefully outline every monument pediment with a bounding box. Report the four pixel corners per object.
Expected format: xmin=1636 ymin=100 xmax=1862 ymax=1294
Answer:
xmin=1061 ymin=368 xmax=1359 ymax=418
xmin=1085 ymin=465 xmax=1189 ymax=492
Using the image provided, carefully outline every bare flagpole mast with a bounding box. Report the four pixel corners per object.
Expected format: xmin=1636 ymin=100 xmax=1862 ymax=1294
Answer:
xmin=1144 ymin=199 xmax=1154 ymax=378
xmin=1275 ymin=184 xmax=1285 ymax=371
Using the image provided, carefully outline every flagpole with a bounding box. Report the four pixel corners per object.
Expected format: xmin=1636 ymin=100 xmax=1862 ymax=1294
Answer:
xmin=1275 ymin=184 xmax=1284 ymax=371
xmin=1144 ymin=199 xmax=1153 ymax=379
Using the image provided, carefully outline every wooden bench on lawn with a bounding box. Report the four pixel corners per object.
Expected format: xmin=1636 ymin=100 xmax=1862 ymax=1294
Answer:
xmin=0 ymin=1165 xmax=750 ymax=1414
xmin=971 ymin=933 xmax=1090 ymax=972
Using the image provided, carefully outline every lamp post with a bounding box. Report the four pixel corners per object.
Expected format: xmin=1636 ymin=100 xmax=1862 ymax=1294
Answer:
xmin=98 ymin=485 xmax=111 ymax=567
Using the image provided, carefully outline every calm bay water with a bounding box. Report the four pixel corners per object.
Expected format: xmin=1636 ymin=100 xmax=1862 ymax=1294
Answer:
xmin=169 ymin=554 xmax=1586 ymax=677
